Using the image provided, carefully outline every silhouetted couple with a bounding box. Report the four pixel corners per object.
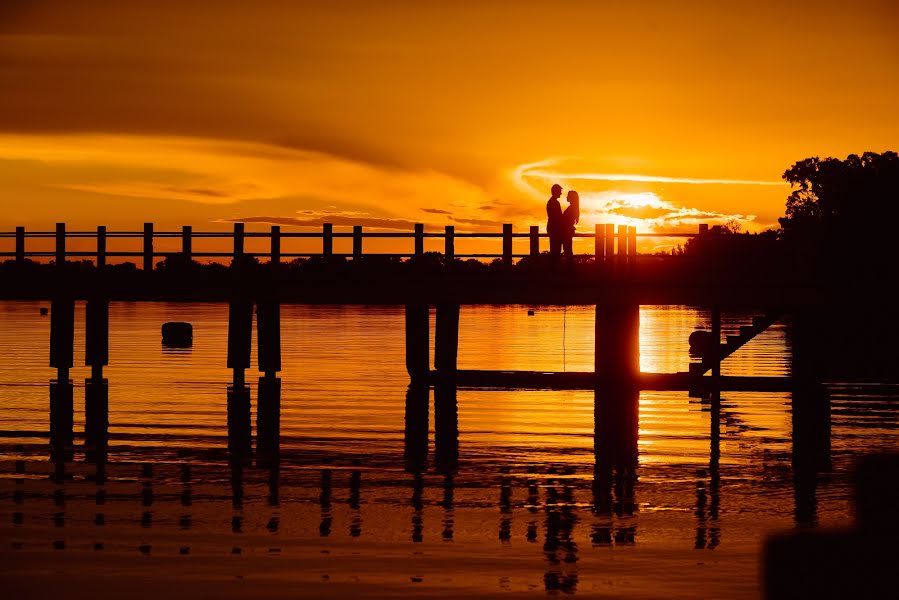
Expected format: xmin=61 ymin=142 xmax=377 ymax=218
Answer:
xmin=546 ymin=183 xmax=580 ymax=263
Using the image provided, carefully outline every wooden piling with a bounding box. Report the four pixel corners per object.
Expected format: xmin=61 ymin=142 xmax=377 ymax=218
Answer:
xmin=96 ymin=226 xmax=107 ymax=270
xmin=353 ymin=225 xmax=363 ymax=260
xmin=530 ymin=226 xmax=539 ymax=257
xmin=256 ymin=300 xmax=281 ymax=377
xmin=84 ymin=377 xmax=109 ymax=462
xmin=270 ymin=226 xmax=281 ymax=265
xmin=256 ymin=375 xmax=281 ymax=463
xmin=711 ymin=306 xmax=721 ymax=382
xmin=595 ymin=303 xmax=640 ymax=386
xmin=404 ymin=383 xmax=429 ymax=471
xmin=55 ymin=223 xmax=66 ymax=269
xmin=49 ymin=378 xmax=74 ymax=460
xmin=444 ymin=226 xmax=455 ymax=262
xmin=85 ymin=299 xmax=109 ymax=380
xmin=226 ymin=384 xmax=252 ymax=459
xmin=15 ymin=226 xmax=24 ymax=263
xmin=502 ymin=224 xmax=513 ymax=265
xmin=414 ymin=223 xmax=424 ymax=256
xmin=50 ymin=296 xmax=75 ymax=381
xmin=322 ymin=223 xmax=333 ymax=256
xmin=227 ymin=299 xmax=253 ymax=387
xmin=435 ymin=304 xmax=460 ymax=374
xmin=182 ymin=226 xmax=192 ymax=261
xmin=699 ymin=223 xmax=709 ymax=235
xmin=233 ymin=222 xmax=245 ymax=260
xmin=143 ymin=223 xmax=154 ymax=271
xmin=434 ymin=383 xmax=459 ymax=472
xmin=405 ymin=304 xmax=430 ymax=380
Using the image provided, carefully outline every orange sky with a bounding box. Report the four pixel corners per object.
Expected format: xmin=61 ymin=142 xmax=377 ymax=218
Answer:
xmin=1 ymin=0 xmax=897 ymax=254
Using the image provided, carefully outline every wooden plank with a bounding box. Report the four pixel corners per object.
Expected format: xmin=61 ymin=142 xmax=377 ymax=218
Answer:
xmin=444 ymin=225 xmax=455 ymax=262
xmin=322 ymin=223 xmax=333 ymax=256
xmin=353 ymin=225 xmax=363 ymax=260
xmin=270 ymin=225 xmax=281 ymax=265
xmin=96 ymin=226 xmax=106 ymax=270
xmin=595 ymin=223 xmax=605 ymax=263
xmin=529 ymin=225 xmax=539 ymax=257
xmin=56 ymin=223 xmax=66 ymax=268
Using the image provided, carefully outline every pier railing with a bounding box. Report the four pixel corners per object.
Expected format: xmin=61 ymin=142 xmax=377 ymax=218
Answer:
xmin=0 ymin=222 xmax=712 ymax=268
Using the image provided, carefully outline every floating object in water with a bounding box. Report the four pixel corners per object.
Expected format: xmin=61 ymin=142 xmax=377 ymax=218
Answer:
xmin=39 ymin=307 xmax=49 ymax=316
xmin=527 ymin=310 xmax=535 ymax=316
xmin=162 ymin=322 xmax=193 ymax=347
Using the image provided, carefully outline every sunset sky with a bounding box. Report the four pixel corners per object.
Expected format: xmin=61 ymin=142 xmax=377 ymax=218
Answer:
xmin=1 ymin=0 xmax=897 ymax=254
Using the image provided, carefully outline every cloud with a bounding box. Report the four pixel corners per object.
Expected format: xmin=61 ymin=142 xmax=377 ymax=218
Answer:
xmin=420 ymin=208 xmax=452 ymax=215
xmin=227 ymin=214 xmax=427 ymax=231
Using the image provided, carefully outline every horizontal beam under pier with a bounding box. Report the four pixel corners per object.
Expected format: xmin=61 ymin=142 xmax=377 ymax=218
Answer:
xmin=425 ymin=370 xmax=794 ymax=392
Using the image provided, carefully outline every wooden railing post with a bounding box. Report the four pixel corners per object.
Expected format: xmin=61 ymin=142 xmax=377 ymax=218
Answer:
xmin=322 ymin=223 xmax=333 ymax=256
xmin=604 ymin=223 xmax=614 ymax=261
xmin=502 ymin=223 xmax=513 ymax=265
xmin=595 ymin=224 xmax=605 ymax=263
xmin=182 ymin=225 xmax=192 ymax=261
xmin=353 ymin=225 xmax=363 ymax=260
xmin=627 ymin=226 xmax=637 ymax=267
xmin=529 ymin=225 xmax=539 ymax=257
xmin=97 ymin=226 xmax=106 ymax=270
xmin=143 ymin=222 xmax=154 ymax=271
xmin=444 ymin=225 xmax=454 ymax=262
xmin=270 ymin=225 xmax=281 ymax=265
xmin=699 ymin=223 xmax=709 ymax=235
xmin=617 ymin=225 xmax=627 ymax=264
xmin=414 ymin=223 xmax=424 ymax=256
xmin=55 ymin=223 xmax=66 ymax=269
xmin=233 ymin=222 xmax=245 ymax=260
xmin=15 ymin=226 xmax=24 ymax=263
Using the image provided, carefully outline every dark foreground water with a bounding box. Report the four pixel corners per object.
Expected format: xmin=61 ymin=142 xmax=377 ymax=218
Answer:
xmin=0 ymin=301 xmax=896 ymax=599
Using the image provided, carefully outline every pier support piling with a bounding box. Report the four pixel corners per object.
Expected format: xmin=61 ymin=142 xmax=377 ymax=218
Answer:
xmin=405 ymin=304 xmax=430 ymax=381
xmin=50 ymin=296 xmax=75 ymax=382
xmin=256 ymin=375 xmax=281 ymax=465
xmin=404 ymin=384 xmax=429 ymax=471
xmin=227 ymin=299 xmax=253 ymax=387
xmin=434 ymin=383 xmax=458 ymax=473
xmin=435 ymin=304 xmax=460 ymax=375
xmin=595 ymin=303 xmax=640 ymax=387
xmin=256 ymin=300 xmax=281 ymax=377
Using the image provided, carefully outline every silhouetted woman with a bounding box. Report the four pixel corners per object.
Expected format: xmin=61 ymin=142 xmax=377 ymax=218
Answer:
xmin=562 ymin=190 xmax=579 ymax=260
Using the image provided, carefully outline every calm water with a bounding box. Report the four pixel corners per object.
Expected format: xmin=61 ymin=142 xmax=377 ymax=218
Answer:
xmin=0 ymin=301 xmax=896 ymax=599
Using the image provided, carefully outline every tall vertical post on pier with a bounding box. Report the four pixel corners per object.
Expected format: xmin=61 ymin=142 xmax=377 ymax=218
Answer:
xmin=182 ymin=226 xmax=192 ymax=261
xmin=435 ymin=303 xmax=460 ymax=376
xmin=404 ymin=384 xmax=429 ymax=472
xmin=322 ymin=223 xmax=333 ymax=257
xmin=257 ymin=300 xmax=280 ymax=379
xmin=444 ymin=226 xmax=455 ymax=263
xmin=233 ymin=222 xmax=245 ymax=261
xmin=270 ymin=226 xmax=281 ymax=265
xmin=15 ymin=226 xmax=25 ymax=263
xmin=56 ymin=223 xmax=66 ymax=269
xmin=143 ymin=222 xmax=154 ymax=271
xmin=502 ymin=224 xmax=513 ymax=266
xmin=228 ymin=222 xmax=251 ymax=389
xmin=51 ymin=223 xmax=74 ymax=462
xmin=353 ymin=225 xmax=363 ymax=260
xmin=414 ymin=223 xmax=424 ymax=257
xmin=405 ymin=304 xmax=430 ymax=382
xmin=530 ymin=226 xmax=540 ymax=257
xmin=96 ymin=226 xmax=107 ymax=270
xmin=595 ymin=302 xmax=640 ymax=387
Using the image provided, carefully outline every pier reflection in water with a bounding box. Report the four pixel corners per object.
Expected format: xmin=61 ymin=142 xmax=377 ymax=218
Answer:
xmin=0 ymin=302 xmax=896 ymax=598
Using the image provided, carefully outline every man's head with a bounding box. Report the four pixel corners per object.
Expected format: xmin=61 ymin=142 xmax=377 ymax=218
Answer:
xmin=551 ymin=184 xmax=562 ymax=198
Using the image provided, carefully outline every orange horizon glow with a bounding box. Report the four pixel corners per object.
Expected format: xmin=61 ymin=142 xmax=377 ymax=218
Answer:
xmin=1 ymin=1 xmax=897 ymax=252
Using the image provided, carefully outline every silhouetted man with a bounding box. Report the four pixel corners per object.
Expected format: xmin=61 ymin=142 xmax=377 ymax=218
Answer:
xmin=546 ymin=184 xmax=564 ymax=261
